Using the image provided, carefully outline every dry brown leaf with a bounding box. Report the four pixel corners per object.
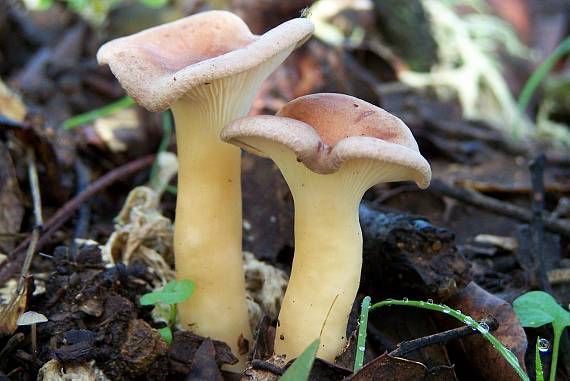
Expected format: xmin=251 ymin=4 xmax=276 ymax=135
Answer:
xmin=443 ymin=282 xmax=528 ymax=381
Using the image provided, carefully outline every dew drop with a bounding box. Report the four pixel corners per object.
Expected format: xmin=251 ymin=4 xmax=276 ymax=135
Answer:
xmin=427 ymin=299 xmax=434 ymax=304
xmin=538 ymin=338 xmax=551 ymax=353
xmin=456 ymin=310 xmax=462 ymax=315
xmin=358 ymin=346 xmax=365 ymax=351
xmin=443 ymin=306 xmax=451 ymax=314
xmin=464 ymin=316 xmax=474 ymax=325
xmin=504 ymin=349 xmax=519 ymax=365
xmin=477 ymin=322 xmax=490 ymax=334
xmin=402 ymin=297 xmax=409 ymax=303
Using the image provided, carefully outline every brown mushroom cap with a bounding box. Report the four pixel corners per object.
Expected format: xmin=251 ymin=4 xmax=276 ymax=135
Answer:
xmin=221 ymin=93 xmax=431 ymax=188
xmin=97 ymin=11 xmax=313 ymax=112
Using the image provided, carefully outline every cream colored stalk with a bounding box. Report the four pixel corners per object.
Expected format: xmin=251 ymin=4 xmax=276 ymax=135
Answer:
xmin=221 ymin=93 xmax=432 ymax=361
xmin=97 ymin=11 xmax=313 ymax=366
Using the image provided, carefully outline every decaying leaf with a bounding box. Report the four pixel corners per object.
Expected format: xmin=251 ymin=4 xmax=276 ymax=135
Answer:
xmin=0 ymin=141 xmax=25 ymax=253
xmin=0 ymin=79 xmax=27 ymax=122
xmin=94 ymin=107 xmax=140 ymax=152
xmin=0 ymin=278 xmax=29 ymax=336
xmin=347 ymin=352 xmax=457 ymax=380
xmin=443 ymin=282 xmax=528 ymax=381
xmin=185 ymin=339 xmax=224 ymax=381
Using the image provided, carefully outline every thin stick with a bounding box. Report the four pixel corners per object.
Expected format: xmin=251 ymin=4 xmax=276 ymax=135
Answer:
xmin=0 ymin=155 xmax=155 ymax=285
xmin=429 ymin=179 xmax=570 ymax=236
xmin=529 ymin=155 xmax=551 ymax=292
xmin=17 ymin=148 xmax=42 ymax=293
xmin=389 ymin=316 xmax=498 ymax=357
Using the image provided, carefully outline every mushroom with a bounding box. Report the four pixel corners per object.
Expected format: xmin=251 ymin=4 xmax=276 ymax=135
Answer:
xmin=97 ymin=11 xmax=313 ymax=364
xmin=221 ymin=93 xmax=431 ymax=361
xmin=17 ymin=311 xmax=48 ymax=362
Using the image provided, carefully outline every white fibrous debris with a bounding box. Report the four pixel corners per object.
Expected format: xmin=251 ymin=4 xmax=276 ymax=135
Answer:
xmin=102 ymin=186 xmax=175 ymax=287
xmin=38 ymin=359 xmax=110 ymax=381
xmin=244 ymin=252 xmax=288 ymax=330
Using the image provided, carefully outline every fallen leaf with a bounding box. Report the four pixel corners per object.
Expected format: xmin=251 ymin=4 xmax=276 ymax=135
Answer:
xmin=0 ymin=80 xmax=27 ymax=122
xmin=0 ymin=141 xmax=24 ymax=253
xmin=186 ymin=339 xmax=223 ymax=381
xmin=347 ymin=352 xmax=457 ymax=380
xmin=442 ymin=282 xmax=528 ymax=381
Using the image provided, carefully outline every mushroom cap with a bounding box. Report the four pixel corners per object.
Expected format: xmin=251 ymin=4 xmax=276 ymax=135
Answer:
xmin=97 ymin=11 xmax=314 ymax=112
xmin=17 ymin=311 xmax=48 ymax=326
xmin=221 ymin=93 xmax=431 ymax=188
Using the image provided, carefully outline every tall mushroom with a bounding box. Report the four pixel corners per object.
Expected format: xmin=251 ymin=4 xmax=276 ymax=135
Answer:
xmin=221 ymin=93 xmax=432 ymax=361
xmin=97 ymin=11 xmax=313 ymax=364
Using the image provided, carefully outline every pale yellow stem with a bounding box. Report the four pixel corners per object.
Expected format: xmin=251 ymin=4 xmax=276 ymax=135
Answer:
xmin=272 ymin=153 xmax=371 ymax=362
xmin=173 ymin=99 xmax=251 ymax=368
xmin=170 ymin=47 xmax=295 ymax=369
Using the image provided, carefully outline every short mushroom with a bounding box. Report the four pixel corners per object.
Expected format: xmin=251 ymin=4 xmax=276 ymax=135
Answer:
xmin=17 ymin=311 xmax=48 ymax=361
xmin=97 ymin=11 xmax=313 ymax=364
xmin=221 ymin=93 xmax=431 ymax=361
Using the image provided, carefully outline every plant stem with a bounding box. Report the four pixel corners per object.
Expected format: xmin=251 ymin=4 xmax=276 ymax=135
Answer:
xmin=549 ymin=326 xmax=563 ymax=381
xmin=369 ymin=299 xmax=530 ymax=381
xmin=354 ymin=296 xmax=371 ymax=372
xmin=517 ymin=36 xmax=570 ymax=119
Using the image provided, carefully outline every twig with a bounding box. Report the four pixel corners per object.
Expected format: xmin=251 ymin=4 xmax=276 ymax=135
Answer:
xmin=529 ymin=155 xmax=551 ymax=292
xmin=17 ymin=149 xmax=42 ymax=293
xmin=429 ymin=179 xmax=570 ymax=236
xmin=0 ymin=155 xmax=155 ymax=286
xmin=389 ymin=316 xmax=498 ymax=357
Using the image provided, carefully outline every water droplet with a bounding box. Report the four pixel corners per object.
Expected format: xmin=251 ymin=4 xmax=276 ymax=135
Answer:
xmin=464 ymin=316 xmax=474 ymax=325
xmin=504 ymin=349 xmax=519 ymax=365
xmin=443 ymin=306 xmax=451 ymax=314
xmin=419 ymin=301 xmax=425 ymax=306
xmin=538 ymin=338 xmax=551 ymax=353
xmin=358 ymin=346 xmax=365 ymax=351
xmin=477 ymin=322 xmax=490 ymax=334
xmin=456 ymin=310 xmax=461 ymax=315
xmin=402 ymin=297 xmax=409 ymax=303
xmin=427 ymin=299 xmax=434 ymax=304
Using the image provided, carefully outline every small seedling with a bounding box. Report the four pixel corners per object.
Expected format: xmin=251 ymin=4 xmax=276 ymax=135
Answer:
xmin=140 ymin=279 xmax=195 ymax=344
xmin=368 ymin=298 xmax=530 ymax=381
xmin=513 ymin=291 xmax=570 ymax=381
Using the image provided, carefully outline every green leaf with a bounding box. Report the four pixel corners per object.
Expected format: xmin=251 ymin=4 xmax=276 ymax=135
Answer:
xmin=159 ymin=326 xmax=173 ymax=345
xmin=280 ymin=339 xmax=320 ymax=381
xmin=140 ymin=280 xmax=195 ymax=306
xmin=513 ymin=291 xmax=570 ymax=381
xmin=513 ymin=291 xmax=570 ymax=330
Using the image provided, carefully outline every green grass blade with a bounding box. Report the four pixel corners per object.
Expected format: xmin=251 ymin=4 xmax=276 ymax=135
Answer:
xmin=517 ymin=36 xmax=570 ymax=118
xmin=280 ymin=339 xmax=320 ymax=381
xmin=354 ymin=296 xmax=371 ymax=372
xmin=62 ymin=96 xmax=135 ymax=129
xmin=536 ymin=338 xmax=545 ymax=381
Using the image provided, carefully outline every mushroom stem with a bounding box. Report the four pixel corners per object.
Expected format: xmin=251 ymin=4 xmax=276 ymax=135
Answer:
xmin=171 ymin=46 xmax=300 ymax=368
xmin=273 ymin=155 xmax=369 ymax=362
xmin=171 ymin=99 xmax=250 ymax=366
